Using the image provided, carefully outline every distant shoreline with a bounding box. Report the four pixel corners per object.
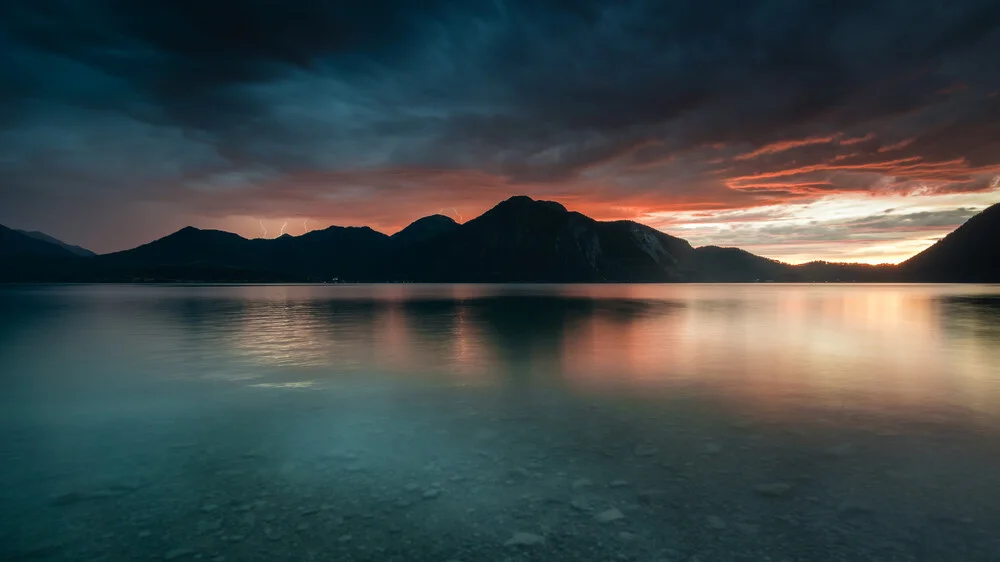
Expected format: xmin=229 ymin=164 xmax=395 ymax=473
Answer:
xmin=3 ymin=281 xmax=997 ymax=286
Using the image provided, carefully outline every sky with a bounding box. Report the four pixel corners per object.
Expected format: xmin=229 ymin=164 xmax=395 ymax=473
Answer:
xmin=1 ymin=1 xmax=999 ymax=263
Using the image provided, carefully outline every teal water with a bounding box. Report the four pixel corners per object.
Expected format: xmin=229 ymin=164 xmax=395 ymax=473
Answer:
xmin=1 ymin=284 xmax=1000 ymax=561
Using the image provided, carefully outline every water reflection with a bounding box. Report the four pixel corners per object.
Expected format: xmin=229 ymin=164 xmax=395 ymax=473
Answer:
xmin=3 ymin=284 xmax=1000 ymax=561
xmin=3 ymin=284 xmax=1000 ymax=420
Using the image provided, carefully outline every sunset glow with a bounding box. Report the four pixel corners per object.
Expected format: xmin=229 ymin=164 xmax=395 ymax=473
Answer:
xmin=1 ymin=2 xmax=998 ymax=264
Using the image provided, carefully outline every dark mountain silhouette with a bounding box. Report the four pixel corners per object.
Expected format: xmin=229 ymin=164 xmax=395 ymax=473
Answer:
xmin=0 ymin=225 xmax=86 ymax=282
xmin=394 ymin=196 xmax=694 ymax=282
xmin=794 ymin=261 xmax=897 ymax=283
xmin=389 ymin=214 xmax=459 ymax=246
xmin=267 ymin=225 xmax=391 ymax=279
xmin=15 ymin=230 xmax=96 ymax=257
xmin=1 ymin=197 xmax=996 ymax=283
xmin=100 ymin=226 xmax=257 ymax=268
xmin=94 ymin=224 xmax=391 ymax=281
xmin=898 ymin=202 xmax=1000 ymax=282
xmin=1 ymin=224 xmax=80 ymax=259
xmin=683 ymin=246 xmax=793 ymax=282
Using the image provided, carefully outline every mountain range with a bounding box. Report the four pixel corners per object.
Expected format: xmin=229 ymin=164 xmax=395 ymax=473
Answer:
xmin=1 ymin=196 xmax=997 ymax=283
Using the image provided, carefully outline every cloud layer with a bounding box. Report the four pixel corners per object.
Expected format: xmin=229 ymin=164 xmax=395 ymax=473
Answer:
xmin=1 ymin=0 xmax=999 ymax=260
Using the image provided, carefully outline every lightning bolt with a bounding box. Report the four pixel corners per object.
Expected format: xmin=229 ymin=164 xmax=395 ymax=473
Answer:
xmin=259 ymin=220 xmax=268 ymax=238
xmin=280 ymin=220 xmax=288 ymax=236
xmin=303 ymin=219 xmax=309 ymax=234
xmin=440 ymin=207 xmax=464 ymax=222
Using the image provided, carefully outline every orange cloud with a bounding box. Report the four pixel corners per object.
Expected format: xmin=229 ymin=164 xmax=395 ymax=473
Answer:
xmin=878 ymin=138 xmax=916 ymax=152
xmin=734 ymin=135 xmax=837 ymax=160
xmin=840 ymin=133 xmax=875 ymax=145
xmin=727 ymin=157 xmax=923 ymax=184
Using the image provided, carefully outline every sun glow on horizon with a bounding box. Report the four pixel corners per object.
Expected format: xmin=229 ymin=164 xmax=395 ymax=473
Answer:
xmin=645 ymin=189 xmax=1000 ymax=264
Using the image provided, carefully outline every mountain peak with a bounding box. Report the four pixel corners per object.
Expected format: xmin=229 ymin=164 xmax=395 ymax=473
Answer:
xmin=391 ymin=214 xmax=461 ymax=246
xmin=399 ymin=214 xmax=458 ymax=229
xmin=488 ymin=195 xmax=568 ymax=215
xmin=156 ymin=226 xmax=248 ymax=245
xmin=426 ymin=213 xmax=458 ymax=223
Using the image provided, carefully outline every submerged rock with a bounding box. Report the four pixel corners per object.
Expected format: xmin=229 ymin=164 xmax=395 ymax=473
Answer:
xmin=9 ymin=545 xmax=64 ymax=560
xmin=196 ymin=519 xmax=222 ymax=535
xmin=633 ymin=444 xmax=659 ymax=457
xmin=706 ymin=515 xmax=727 ymax=530
xmin=754 ymin=483 xmax=793 ymax=497
xmin=49 ymin=487 xmax=133 ymax=506
xmin=508 ymin=468 xmax=532 ymax=480
xmin=572 ymin=478 xmax=593 ymax=489
xmin=240 ymin=513 xmax=257 ymax=529
xmin=838 ymin=501 xmax=874 ymax=516
xmin=263 ymin=527 xmax=283 ymax=541
xmin=636 ymin=489 xmax=669 ymax=504
xmin=475 ymin=429 xmax=498 ymax=442
xmin=609 ymin=480 xmax=630 ymax=488
xmin=595 ymin=508 xmax=625 ymax=523
xmin=164 ymin=548 xmax=195 ymax=560
xmin=505 ymin=532 xmax=545 ymax=547
xmin=827 ymin=443 xmax=855 ymax=458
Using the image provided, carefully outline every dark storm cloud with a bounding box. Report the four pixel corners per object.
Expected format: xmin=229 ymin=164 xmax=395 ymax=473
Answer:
xmin=1 ymin=0 xmax=999 ymax=252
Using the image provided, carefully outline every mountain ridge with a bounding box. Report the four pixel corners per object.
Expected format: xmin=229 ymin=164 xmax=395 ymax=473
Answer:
xmin=898 ymin=203 xmax=1000 ymax=282
xmin=15 ymin=230 xmax=96 ymax=257
xmin=1 ymin=225 xmax=81 ymax=260
xmin=1 ymin=196 xmax=996 ymax=283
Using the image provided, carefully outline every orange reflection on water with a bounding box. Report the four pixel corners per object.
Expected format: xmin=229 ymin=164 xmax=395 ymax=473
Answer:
xmin=557 ymin=285 xmax=1000 ymax=420
xmin=138 ymin=283 xmax=1000 ymax=420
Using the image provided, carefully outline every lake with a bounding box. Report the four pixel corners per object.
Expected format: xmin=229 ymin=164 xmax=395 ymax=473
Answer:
xmin=1 ymin=284 xmax=999 ymax=561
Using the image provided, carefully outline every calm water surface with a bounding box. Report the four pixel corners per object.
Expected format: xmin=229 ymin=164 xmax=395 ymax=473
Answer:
xmin=1 ymin=284 xmax=999 ymax=561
